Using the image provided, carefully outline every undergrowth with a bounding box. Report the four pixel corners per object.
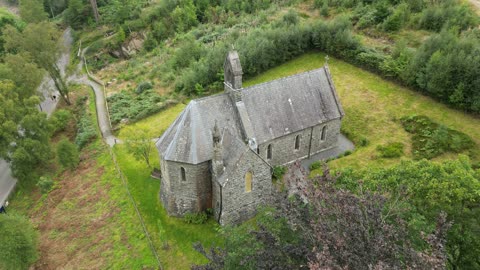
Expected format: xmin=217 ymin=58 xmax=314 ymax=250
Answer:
xmin=400 ymin=115 xmax=474 ymax=160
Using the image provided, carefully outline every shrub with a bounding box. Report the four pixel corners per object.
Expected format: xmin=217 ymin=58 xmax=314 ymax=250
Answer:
xmin=184 ymin=211 xmax=208 ymax=224
xmin=310 ymin=160 xmax=322 ymax=171
xmin=57 ymin=138 xmax=80 ymax=169
xmin=49 ymin=109 xmax=72 ymax=134
xmin=283 ymin=10 xmax=299 ymax=26
xmin=272 ymin=165 xmax=287 ymax=181
xmin=376 ymin=142 xmax=404 ymax=158
xmin=359 ymin=137 xmax=369 ymax=147
xmin=400 ymin=115 xmax=474 ymax=159
xmin=135 ymin=81 xmax=153 ymax=94
xmin=37 ymin=176 xmax=54 ymax=194
xmin=0 ymin=214 xmax=38 ymax=270
xmin=75 ymin=108 xmax=97 ymax=149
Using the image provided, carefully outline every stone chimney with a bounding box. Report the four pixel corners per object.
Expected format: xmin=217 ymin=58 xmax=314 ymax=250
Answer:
xmin=212 ymin=121 xmax=224 ymax=178
xmin=224 ymin=51 xmax=243 ymax=102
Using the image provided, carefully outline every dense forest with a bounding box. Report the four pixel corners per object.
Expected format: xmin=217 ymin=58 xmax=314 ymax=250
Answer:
xmin=1 ymin=0 xmax=479 ymax=269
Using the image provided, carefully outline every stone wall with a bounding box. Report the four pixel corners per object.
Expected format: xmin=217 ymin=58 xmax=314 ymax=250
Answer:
xmin=159 ymin=158 xmax=212 ymax=216
xmin=219 ymin=149 xmax=272 ymax=225
xmin=257 ymin=118 xmax=342 ymax=166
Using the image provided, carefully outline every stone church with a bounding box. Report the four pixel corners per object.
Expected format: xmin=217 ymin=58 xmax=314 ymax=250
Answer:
xmin=155 ymin=51 xmax=344 ymax=225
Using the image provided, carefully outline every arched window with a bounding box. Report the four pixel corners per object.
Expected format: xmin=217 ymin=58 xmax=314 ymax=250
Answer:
xmin=321 ymin=125 xmax=327 ymax=141
xmin=245 ymin=171 xmax=253 ymax=192
xmin=295 ymin=135 xmax=300 ymax=150
xmin=267 ymin=144 xmax=272 ymax=160
xmin=180 ymin=167 xmax=186 ymax=181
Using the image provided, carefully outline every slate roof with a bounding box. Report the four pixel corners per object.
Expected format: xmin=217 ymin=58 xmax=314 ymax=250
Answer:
xmin=241 ymin=66 xmax=344 ymax=144
xmin=156 ymin=65 xmax=344 ymax=164
xmin=156 ymin=94 xmax=243 ymax=164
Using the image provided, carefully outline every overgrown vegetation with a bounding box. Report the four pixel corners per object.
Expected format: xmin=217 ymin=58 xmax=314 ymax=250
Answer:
xmin=376 ymin=142 xmax=404 ymax=158
xmin=272 ymin=165 xmax=287 ymax=181
xmin=74 ymin=97 xmax=97 ymax=148
xmin=107 ymin=89 xmax=175 ymax=125
xmin=400 ymin=115 xmax=474 ymax=159
xmin=0 ymin=214 xmax=38 ymax=270
xmin=337 ymin=156 xmax=480 ymax=269
xmin=194 ymin=162 xmax=451 ymax=269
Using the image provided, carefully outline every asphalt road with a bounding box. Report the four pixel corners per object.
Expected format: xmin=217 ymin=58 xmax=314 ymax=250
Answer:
xmin=0 ymin=160 xmax=16 ymax=207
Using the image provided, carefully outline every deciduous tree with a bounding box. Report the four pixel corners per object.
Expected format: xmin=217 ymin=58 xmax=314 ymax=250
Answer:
xmin=3 ymin=22 xmax=71 ymax=105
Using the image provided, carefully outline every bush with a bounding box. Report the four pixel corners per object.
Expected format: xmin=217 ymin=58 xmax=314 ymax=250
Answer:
xmin=282 ymin=10 xmax=299 ymax=26
xmin=37 ymin=176 xmax=54 ymax=194
xmin=135 ymin=81 xmax=153 ymax=94
xmin=359 ymin=137 xmax=369 ymax=147
xmin=310 ymin=160 xmax=322 ymax=171
xmin=184 ymin=211 xmax=208 ymax=224
xmin=272 ymin=165 xmax=287 ymax=181
xmin=400 ymin=115 xmax=474 ymax=159
xmin=57 ymin=138 xmax=80 ymax=169
xmin=0 ymin=214 xmax=38 ymax=270
xmin=107 ymin=90 xmax=172 ymax=125
xmin=75 ymin=107 xmax=97 ymax=149
xmin=49 ymin=109 xmax=72 ymax=134
xmin=376 ymin=142 xmax=404 ymax=158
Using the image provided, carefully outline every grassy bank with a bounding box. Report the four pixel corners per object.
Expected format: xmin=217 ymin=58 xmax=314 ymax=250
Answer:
xmin=113 ymin=144 xmax=221 ymax=269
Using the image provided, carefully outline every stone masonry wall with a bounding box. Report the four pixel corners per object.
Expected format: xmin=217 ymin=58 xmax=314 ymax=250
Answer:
xmin=257 ymin=118 xmax=342 ymax=166
xmin=219 ymin=149 xmax=272 ymax=225
xmin=159 ymin=158 xmax=212 ymax=216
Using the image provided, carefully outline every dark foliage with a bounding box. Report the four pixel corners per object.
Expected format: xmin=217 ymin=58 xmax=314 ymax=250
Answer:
xmin=400 ymin=115 xmax=474 ymax=159
xmin=193 ymin=162 xmax=449 ymax=269
xmin=106 ymin=89 xmax=170 ymax=125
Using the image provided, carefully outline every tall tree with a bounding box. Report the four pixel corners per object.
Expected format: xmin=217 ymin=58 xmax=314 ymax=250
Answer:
xmin=18 ymin=0 xmax=48 ymax=23
xmin=0 ymin=80 xmax=52 ymax=181
xmin=3 ymin=22 xmax=71 ymax=105
xmin=0 ymin=53 xmax=44 ymax=100
xmin=89 ymin=0 xmax=100 ymax=22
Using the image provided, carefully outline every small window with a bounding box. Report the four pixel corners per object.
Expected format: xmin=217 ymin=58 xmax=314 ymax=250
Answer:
xmin=180 ymin=167 xmax=186 ymax=181
xmin=245 ymin=171 xmax=253 ymax=192
xmin=294 ymin=135 xmax=300 ymax=150
xmin=267 ymin=144 xmax=272 ymax=160
xmin=321 ymin=126 xmax=327 ymax=141
xmin=256 ymin=147 xmax=260 ymax=155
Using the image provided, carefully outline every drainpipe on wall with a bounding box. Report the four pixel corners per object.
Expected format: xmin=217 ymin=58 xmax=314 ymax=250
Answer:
xmin=217 ymin=183 xmax=223 ymax=223
xmin=308 ymin=126 xmax=314 ymax=158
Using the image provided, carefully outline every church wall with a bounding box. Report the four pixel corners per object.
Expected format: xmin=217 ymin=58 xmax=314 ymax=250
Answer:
xmin=257 ymin=128 xmax=312 ymax=166
xmin=219 ymin=149 xmax=272 ymax=225
xmin=159 ymin=158 xmax=212 ymax=216
xmin=310 ymin=118 xmax=341 ymax=156
xmin=257 ymin=118 xmax=341 ymax=166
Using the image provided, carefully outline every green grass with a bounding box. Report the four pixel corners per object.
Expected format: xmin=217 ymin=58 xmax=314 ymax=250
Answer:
xmin=113 ymin=145 xmax=221 ymax=269
xmin=117 ymin=103 xmax=186 ymax=139
xmin=243 ymin=52 xmax=480 ymax=173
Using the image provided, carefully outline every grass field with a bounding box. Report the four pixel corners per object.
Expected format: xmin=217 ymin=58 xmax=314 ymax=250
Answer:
xmin=244 ymin=52 xmax=480 ymax=172
xmin=116 ymin=103 xmax=186 ymax=139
